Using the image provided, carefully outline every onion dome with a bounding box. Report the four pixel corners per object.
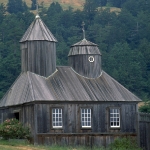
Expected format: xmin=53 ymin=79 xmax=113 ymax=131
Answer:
xmin=68 ymin=38 xmax=102 ymax=78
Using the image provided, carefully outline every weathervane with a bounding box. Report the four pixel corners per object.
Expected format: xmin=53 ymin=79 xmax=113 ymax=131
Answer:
xmin=81 ymin=21 xmax=86 ymax=39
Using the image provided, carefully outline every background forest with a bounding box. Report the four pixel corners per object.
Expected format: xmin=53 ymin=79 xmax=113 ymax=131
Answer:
xmin=0 ymin=0 xmax=150 ymax=107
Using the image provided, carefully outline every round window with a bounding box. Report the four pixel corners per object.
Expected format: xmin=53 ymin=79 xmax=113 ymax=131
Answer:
xmin=88 ymin=56 xmax=94 ymax=62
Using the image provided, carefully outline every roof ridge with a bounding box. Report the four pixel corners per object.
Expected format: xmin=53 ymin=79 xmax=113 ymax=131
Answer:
xmin=27 ymin=71 xmax=35 ymax=100
xmin=38 ymin=19 xmax=49 ymax=41
xmin=70 ymin=67 xmax=103 ymax=79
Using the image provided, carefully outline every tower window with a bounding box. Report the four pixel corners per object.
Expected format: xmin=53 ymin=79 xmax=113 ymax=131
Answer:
xmin=88 ymin=56 xmax=94 ymax=62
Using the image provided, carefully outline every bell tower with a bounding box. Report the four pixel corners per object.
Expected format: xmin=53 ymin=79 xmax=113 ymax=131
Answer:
xmin=20 ymin=14 xmax=57 ymax=77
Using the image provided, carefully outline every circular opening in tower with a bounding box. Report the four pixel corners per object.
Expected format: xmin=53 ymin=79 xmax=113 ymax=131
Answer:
xmin=88 ymin=56 xmax=94 ymax=62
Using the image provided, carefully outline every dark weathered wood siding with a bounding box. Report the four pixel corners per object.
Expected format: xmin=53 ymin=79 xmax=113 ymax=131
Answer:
xmin=37 ymin=134 xmax=137 ymax=147
xmin=36 ymin=102 xmax=137 ymax=133
xmin=139 ymin=113 xmax=150 ymax=150
xmin=34 ymin=102 xmax=138 ymax=146
xmin=0 ymin=105 xmax=35 ymax=136
xmin=68 ymin=55 xmax=101 ymax=78
xmin=21 ymin=41 xmax=56 ymax=77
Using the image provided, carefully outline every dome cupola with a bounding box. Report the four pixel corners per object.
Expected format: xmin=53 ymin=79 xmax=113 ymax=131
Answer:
xmin=68 ymin=38 xmax=102 ymax=78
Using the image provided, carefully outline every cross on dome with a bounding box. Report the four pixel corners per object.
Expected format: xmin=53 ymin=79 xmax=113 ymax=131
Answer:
xmin=81 ymin=21 xmax=86 ymax=39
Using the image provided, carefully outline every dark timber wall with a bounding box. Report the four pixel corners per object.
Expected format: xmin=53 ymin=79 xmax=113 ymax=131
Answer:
xmin=68 ymin=55 xmax=101 ymax=78
xmin=35 ymin=102 xmax=138 ymax=146
xmin=0 ymin=105 xmax=35 ymax=137
xmin=138 ymin=113 xmax=150 ymax=150
xmin=0 ymin=102 xmax=141 ymax=147
xmin=21 ymin=41 xmax=56 ymax=77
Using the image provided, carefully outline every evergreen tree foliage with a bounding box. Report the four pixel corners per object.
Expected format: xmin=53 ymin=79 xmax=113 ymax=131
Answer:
xmin=139 ymin=101 xmax=150 ymax=113
xmin=47 ymin=2 xmax=63 ymax=16
xmin=0 ymin=3 xmax=5 ymax=24
xmin=7 ymin=0 xmax=28 ymax=14
xmin=0 ymin=0 xmax=150 ymax=100
xmin=83 ymin=0 xmax=97 ymax=24
xmin=31 ymin=0 xmax=36 ymax=10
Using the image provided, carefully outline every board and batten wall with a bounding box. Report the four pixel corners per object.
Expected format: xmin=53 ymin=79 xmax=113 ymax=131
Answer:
xmin=35 ymin=102 xmax=138 ymax=146
xmin=0 ymin=102 xmax=139 ymax=147
xmin=68 ymin=55 xmax=101 ymax=78
xmin=138 ymin=112 xmax=150 ymax=150
xmin=21 ymin=41 xmax=56 ymax=77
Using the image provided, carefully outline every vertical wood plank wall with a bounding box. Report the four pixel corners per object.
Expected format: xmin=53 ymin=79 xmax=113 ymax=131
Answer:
xmin=21 ymin=41 xmax=56 ymax=77
xmin=69 ymin=55 xmax=101 ymax=78
xmin=0 ymin=105 xmax=35 ymax=136
xmin=138 ymin=113 xmax=150 ymax=150
xmin=0 ymin=102 xmax=142 ymax=147
xmin=35 ymin=102 xmax=138 ymax=146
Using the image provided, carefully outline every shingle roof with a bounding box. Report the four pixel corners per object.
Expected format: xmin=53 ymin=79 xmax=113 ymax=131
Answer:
xmin=0 ymin=67 xmax=141 ymax=107
xmin=71 ymin=38 xmax=97 ymax=47
xmin=68 ymin=39 xmax=101 ymax=56
xmin=20 ymin=15 xmax=57 ymax=42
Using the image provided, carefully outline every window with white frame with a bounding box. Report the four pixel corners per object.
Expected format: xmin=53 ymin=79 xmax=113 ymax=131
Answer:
xmin=110 ymin=108 xmax=120 ymax=128
xmin=52 ymin=108 xmax=62 ymax=128
xmin=81 ymin=108 xmax=91 ymax=128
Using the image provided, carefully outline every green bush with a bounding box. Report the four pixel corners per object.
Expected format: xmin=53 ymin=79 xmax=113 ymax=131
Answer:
xmin=139 ymin=101 xmax=150 ymax=113
xmin=0 ymin=118 xmax=31 ymax=140
xmin=108 ymin=137 xmax=142 ymax=150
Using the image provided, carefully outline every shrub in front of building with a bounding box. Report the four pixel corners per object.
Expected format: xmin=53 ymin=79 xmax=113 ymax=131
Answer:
xmin=0 ymin=118 xmax=30 ymax=140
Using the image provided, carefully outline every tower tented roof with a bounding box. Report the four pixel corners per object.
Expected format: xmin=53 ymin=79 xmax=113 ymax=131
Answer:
xmin=68 ymin=38 xmax=101 ymax=56
xmin=20 ymin=15 xmax=57 ymax=42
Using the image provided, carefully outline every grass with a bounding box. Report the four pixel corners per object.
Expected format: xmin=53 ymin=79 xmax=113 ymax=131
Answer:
xmin=0 ymin=138 xmax=142 ymax=150
xmin=0 ymin=139 xmax=106 ymax=150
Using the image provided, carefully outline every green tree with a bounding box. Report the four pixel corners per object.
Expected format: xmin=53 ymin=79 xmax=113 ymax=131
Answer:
xmin=7 ymin=0 xmax=28 ymax=14
xmin=47 ymin=2 xmax=63 ymax=16
xmin=139 ymin=101 xmax=150 ymax=113
xmin=31 ymin=0 xmax=36 ymax=10
xmin=0 ymin=3 xmax=6 ymax=24
xmin=105 ymin=42 xmax=143 ymax=97
xmin=83 ymin=0 xmax=97 ymax=24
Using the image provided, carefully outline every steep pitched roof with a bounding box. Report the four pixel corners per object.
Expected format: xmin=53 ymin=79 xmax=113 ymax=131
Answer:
xmin=0 ymin=67 xmax=141 ymax=107
xmin=20 ymin=15 xmax=57 ymax=42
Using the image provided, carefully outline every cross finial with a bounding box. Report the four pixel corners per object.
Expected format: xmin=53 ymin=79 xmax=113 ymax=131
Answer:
xmin=35 ymin=0 xmax=40 ymax=19
xmin=36 ymin=0 xmax=39 ymax=15
xmin=81 ymin=21 xmax=85 ymax=39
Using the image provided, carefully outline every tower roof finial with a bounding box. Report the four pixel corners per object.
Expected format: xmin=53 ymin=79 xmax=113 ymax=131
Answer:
xmin=35 ymin=0 xmax=40 ymax=19
xmin=81 ymin=21 xmax=86 ymax=39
